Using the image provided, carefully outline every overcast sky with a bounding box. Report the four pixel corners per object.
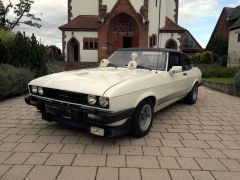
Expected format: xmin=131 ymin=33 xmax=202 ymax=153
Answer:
xmin=3 ymin=0 xmax=240 ymax=49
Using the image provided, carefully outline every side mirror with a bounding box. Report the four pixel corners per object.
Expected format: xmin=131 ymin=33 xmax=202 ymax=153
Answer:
xmin=99 ymin=59 xmax=109 ymax=68
xmin=169 ymin=66 xmax=182 ymax=76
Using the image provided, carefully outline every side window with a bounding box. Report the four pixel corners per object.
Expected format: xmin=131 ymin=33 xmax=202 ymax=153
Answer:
xmin=168 ymin=53 xmax=182 ymax=71
xmin=181 ymin=54 xmax=192 ymax=71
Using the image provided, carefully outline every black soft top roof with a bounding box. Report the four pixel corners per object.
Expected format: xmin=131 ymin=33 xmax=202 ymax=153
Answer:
xmin=117 ymin=48 xmax=183 ymax=54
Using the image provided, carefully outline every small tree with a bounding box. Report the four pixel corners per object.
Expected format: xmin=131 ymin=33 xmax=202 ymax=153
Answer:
xmin=0 ymin=0 xmax=41 ymax=30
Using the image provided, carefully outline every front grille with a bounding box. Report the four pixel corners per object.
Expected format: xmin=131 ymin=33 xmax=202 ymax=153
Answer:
xmin=42 ymin=88 xmax=87 ymax=105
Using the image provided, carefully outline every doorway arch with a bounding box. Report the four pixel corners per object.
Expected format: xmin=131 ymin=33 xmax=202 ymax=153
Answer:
xmin=67 ymin=37 xmax=80 ymax=62
xmin=107 ymin=13 xmax=139 ymax=56
xmin=165 ymin=39 xmax=178 ymax=50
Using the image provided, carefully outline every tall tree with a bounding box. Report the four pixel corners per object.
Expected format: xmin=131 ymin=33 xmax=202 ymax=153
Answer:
xmin=0 ymin=0 xmax=41 ymax=30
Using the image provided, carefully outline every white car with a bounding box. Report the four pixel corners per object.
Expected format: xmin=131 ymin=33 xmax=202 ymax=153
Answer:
xmin=25 ymin=48 xmax=202 ymax=137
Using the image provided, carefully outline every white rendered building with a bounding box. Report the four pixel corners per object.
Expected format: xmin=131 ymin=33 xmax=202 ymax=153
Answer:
xmin=59 ymin=0 xmax=201 ymax=67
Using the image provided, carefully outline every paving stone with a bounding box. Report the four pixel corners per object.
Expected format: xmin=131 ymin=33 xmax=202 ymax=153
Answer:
xmin=204 ymin=149 xmax=227 ymax=158
xmin=2 ymin=135 xmax=24 ymax=142
xmin=61 ymin=136 xmax=79 ymax=143
xmin=106 ymin=155 xmax=125 ymax=167
xmin=119 ymin=168 xmax=141 ymax=180
xmin=177 ymin=157 xmax=201 ymax=170
xmin=157 ymin=156 xmax=180 ymax=169
xmin=141 ymin=169 xmax=171 ymax=180
xmin=13 ymin=143 xmax=46 ymax=153
xmin=4 ymin=152 xmax=31 ymax=165
xmin=84 ymin=145 xmax=102 ymax=154
xmin=159 ymin=147 xmax=179 ymax=157
xmin=42 ymin=143 xmax=64 ymax=153
xmin=18 ymin=135 xmax=39 ymax=143
xmin=73 ymin=154 xmax=106 ymax=166
xmin=212 ymin=171 xmax=240 ymax=180
xmin=181 ymin=140 xmax=210 ymax=148
xmin=0 ymin=142 xmax=19 ymax=151
xmin=161 ymin=139 xmax=184 ymax=147
xmin=60 ymin=144 xmax=85 ymax=153
xmin=35 ymin=135 xmax=64 ymax=143
xmin=177 ymin=148 xmax=209 ymax=158
xmin=190 ymin=171 xmax=215 ymax=180
xmin=45 ymin=153 xmax=75 ymax=166
xmin=162 ymin=133 xmax=182 ymax=139
xmin=145 ymin=138 xmax=162 ymax=146
xmin=57 ymin=166 xmax=97 ymax=180
xmin=2 ymin=165 xmax=33 ymax=180
xmin=25 ymin=165 xmax=61 ymax=180
xmin=120 ymin=146 xmax=143 ymax=155
xmin=0 ymin=164 xmax=12 ymax=177
xmin=170 ymin=170 xmax=194 ymax=180
xmin=96 ymin=167 xmax=118 ymax=180
xmin=143 ymin=146 xmax=161 ymax=155
xmin=221 ymin=149 xmax=240 ymax=159
xmin=196 ymin=158 xmax=227 ymax=171
xmin=102 ymin=145 xmax=119 ymax=155
xmin=127 ymin=156 xmax=159 ymax=168
xmin=0 ymin=152 xmax=12 ymax=163
xmin=220 ymin=159 xmax=240 ymax=171
xmin=25 ymin=153 xmax=50 ymax=165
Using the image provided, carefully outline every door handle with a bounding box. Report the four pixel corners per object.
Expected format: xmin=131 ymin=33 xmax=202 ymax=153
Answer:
xmin=183 ymin=73 xmax=187 ymax=76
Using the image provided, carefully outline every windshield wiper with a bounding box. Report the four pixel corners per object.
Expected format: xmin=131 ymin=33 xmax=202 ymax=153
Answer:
xmin=137 ymin=65 xmax=152 ymax=71
xmin=108 ymin=63 xmax=117 ymax=68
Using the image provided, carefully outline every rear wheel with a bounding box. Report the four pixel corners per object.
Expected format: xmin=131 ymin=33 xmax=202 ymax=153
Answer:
xmin=131 ymin=99 xmax=153 ymax=138
xmin=184 ymin=83 xmax=198 ymax=104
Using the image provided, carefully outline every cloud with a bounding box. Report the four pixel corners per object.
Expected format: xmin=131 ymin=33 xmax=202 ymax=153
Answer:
xmin=179 ymin=0 xmax=219 ymax=26
xmin=3 ymin=0 xmax=67 ymax=48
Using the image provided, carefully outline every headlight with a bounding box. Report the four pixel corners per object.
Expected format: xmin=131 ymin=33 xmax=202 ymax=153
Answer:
xmin=38 ymin=87 xmax=43 ymax=95
xmin=31 ymin=86 xmax=37 ymax=94
xmin=87 ymin=95 xmax=97 ymax=105
xmin=99 ymin=97 xmax=109 ymax=107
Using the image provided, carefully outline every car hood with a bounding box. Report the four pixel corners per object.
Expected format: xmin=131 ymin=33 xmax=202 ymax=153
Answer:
xmin=29 ymin=68 xmax=150 ymax=96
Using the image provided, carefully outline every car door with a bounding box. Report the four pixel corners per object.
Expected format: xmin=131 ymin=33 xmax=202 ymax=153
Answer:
xmin=165 ymin=52 xmax=189 ymax=100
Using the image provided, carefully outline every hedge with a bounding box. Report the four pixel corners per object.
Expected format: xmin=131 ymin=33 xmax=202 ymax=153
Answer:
xmin=0 ymin=64 xmax=34 ymax=100
xmin=200 ymin=66 xmax=239 ymax=78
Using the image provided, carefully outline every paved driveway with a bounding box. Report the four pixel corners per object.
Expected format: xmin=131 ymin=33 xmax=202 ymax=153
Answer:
xmin=0 ymin=87 xmax=240 ymax=180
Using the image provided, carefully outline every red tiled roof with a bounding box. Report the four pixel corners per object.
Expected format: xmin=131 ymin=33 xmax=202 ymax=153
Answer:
xmin=160 ymin=17 xmax=186 ymax=32
xmin=59 ymin=15 xmax=99 ymax=31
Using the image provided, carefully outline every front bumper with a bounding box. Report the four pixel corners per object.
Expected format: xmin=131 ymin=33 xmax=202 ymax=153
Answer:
xmin=25 ymin=95 xmax=135 ymax=137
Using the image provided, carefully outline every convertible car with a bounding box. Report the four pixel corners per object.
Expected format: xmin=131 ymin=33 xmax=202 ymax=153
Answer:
xmin=25 ymin=48 xmax=202 ymax=137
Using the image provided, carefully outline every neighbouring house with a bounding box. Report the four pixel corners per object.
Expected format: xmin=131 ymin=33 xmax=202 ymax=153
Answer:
xmin=228 ymin=6 xmax=240 ymax=67
xmin=59 ymin=0 xmax=202 ymax=69
xmin=207 ymin=5 xmax=240 ymax=67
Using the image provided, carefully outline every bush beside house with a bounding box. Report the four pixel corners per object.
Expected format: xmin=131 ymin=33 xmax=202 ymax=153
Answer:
xmin=0 ymin=30 xmax=63 ymax=100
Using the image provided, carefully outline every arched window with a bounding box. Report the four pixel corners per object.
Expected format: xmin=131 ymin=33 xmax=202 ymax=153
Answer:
xmin=165 ymin=39 xmax=178 ymax=50
xmin=67 ymin=37 xmax=80 ymax=62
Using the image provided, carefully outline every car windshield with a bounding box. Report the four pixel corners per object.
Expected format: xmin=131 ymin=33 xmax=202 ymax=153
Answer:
xmin=108 ymin=50 xmax=167 ymax=71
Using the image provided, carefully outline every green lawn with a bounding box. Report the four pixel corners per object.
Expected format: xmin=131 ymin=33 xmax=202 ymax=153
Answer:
xmin=203 ymin=78 xmax=234 ymax=85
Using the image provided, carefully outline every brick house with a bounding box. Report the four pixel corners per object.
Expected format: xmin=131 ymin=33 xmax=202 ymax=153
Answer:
xmin=207 ymin=5 xmax=240 ymax=67
xmin=59 ymin=0 xmax=202 ymax=69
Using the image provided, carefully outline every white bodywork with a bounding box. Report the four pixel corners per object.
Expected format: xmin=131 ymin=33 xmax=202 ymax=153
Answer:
xmin=29 ymin=58 xmax=202 ymax=114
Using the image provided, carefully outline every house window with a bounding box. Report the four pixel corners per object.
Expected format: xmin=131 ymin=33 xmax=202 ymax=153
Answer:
xmin=238 ymin=33 xmax=240 ymax=42
xmin=83 ymin=38 xmax=98 ymax=50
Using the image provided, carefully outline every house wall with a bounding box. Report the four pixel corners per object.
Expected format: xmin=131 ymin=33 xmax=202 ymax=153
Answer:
xmin=71 ymin=0 xmax=99 ymax=20
xmin=65 ymin=31 xmax=98 ymax=62
xmin=228 ymin=29 xmax=240 ymax=67
xmin=159 ymin=33 xmax=181 ymax=50
xmin=102 ymin=0 xmax=144 ymax=13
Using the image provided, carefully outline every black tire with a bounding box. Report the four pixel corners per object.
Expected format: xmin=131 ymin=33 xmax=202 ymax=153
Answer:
xmin=131 ymin=99 xmax=154 ymax=138
xmin=183 ymin=83 xmax=198 ymax=104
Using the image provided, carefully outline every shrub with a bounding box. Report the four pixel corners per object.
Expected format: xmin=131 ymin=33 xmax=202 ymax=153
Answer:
xmin=200 ymin=66 xmax=239 ymax=78
xmin=0 ymin=64 xmax=34 ymax=100
xmin=46 ymin=60 xmax=64 ymax=75
xmin=0 ymin=29 xmax=15 ymax=45
xmin=234 ymin=71 xmax=240 ymax=89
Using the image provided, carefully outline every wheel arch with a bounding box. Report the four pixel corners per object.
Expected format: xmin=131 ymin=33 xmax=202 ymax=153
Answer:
xmin=134 ymin=93 xmax=157 ymax=108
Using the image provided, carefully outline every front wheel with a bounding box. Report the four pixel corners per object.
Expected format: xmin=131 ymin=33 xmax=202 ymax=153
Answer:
xmin=183 ymin=83 xmax=198 ymax=104
xmin=131 ymin=99 xmax=153 ymax=138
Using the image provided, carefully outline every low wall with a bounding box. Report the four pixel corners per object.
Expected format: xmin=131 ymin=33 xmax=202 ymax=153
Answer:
xmin=202 ymin=80 xmax=239 ymax=96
